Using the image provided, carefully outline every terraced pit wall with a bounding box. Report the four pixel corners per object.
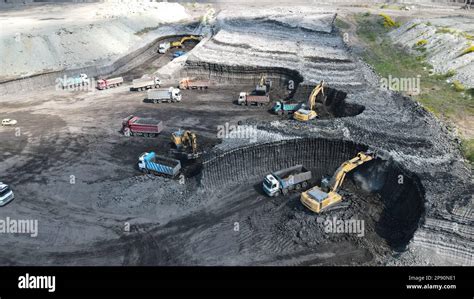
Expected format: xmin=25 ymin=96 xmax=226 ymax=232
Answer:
xmin=182 ymin=61 xmax=304 ymax=97
xmin=200 ymin=137 xmax=425 ymax=249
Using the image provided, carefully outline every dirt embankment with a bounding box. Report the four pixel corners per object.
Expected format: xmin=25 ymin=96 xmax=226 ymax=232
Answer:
xmin=0 ymin=2 xmax=191 ymax=81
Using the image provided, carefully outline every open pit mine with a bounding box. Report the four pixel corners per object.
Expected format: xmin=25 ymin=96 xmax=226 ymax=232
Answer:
xmin=0 ymin=0 xmax=472 ymax=268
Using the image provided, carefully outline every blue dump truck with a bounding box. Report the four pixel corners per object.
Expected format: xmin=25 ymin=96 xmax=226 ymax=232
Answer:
xmin=271 ymin=101 xmax=305 ymax=115
xmin=263 ymin=165 xmax=312 ymax=197
xmin=138 ymin=152 xmax=181 ymax=178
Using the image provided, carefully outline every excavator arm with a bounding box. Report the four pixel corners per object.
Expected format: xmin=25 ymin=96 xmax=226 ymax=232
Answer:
xmin=308 ymin=80 xmax=325 ymax=111
xmin=327 ymin=152 xmax=374 ymax=192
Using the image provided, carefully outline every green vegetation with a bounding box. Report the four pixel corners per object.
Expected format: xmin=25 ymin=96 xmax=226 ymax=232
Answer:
xmin=461 ymin=139 xmax=474 ymax=164
xmin=436 ymin=27 xmax=474 ymax=40
xmin=460 ymin=45 xmax=474 ymax=56
xmin=355 ymin=13 xmax=474 ymax=163
xmin=416 ymin=39 xmax=428 ymax=47
xmin=453 ymin=80 xmax=466 ymax=92
xmin=335 ymin=17 xmax=351 ymax=30
xmin=379 ymin=13 xmax=400 ymax=28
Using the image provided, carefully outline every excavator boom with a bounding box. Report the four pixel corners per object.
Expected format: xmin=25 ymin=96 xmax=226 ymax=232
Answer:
xmin=300 ymin=151 xmax=374 ymax=213
xmin=293 ymin=80 xmax=325 ymax=122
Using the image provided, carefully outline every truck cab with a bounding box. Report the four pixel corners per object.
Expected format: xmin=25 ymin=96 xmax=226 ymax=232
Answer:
xmin=238 ymin=92 xmax=247 ymax=105
xmin=271 ymin=101 xmax=283 ymax=113
xmin=170 ymin=87 xmax=182 ymax=101
xmin=263 ymin=174 xmax=280 ymax=196
xmin=0 ymin=182 xmax=14 ymax=206
xmin=137 ymin=152 xmax=149 ymax=171
xmin=158 ymin=42 xmax=170 ymax=54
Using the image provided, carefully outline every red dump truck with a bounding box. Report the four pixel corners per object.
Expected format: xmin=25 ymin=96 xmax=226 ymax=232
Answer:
xmin=238 ymin=92 xmax=270 ymax=106
xmin=97 ymin=77 xmax=124 ymax=90
xmin=179 ymin=78 xmax=210 ymax=90
xmin=121 ymin=115 xmax=164 ymax=137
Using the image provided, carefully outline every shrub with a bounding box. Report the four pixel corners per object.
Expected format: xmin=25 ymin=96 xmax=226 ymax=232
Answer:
xmin=453 ymin=80 xmax=466 ymax=92
xmin=379 ymin=14 xmax=400 ymax=28
xmin=416 ymin=39 xmax=428 ymax=47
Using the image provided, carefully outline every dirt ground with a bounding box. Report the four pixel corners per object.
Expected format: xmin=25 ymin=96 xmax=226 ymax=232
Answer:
xmin=0 ymin=60 xmax=397 ymax=265
xmin=0 ymin=2 xmax=471 ymax=267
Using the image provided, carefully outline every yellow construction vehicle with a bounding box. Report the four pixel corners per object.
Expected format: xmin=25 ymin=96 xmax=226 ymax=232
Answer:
xmin=171 ymin=129 xmax=200 ymax=159
xmin=293 ymin=80 xmax=325 ymax=122
xmin=171 ymin=35 xmax=201 ymax=48
xmin=255 ymin=73 xmax=272 ymax=95
xmin=300 ymin=151 xmax=374 ymax=213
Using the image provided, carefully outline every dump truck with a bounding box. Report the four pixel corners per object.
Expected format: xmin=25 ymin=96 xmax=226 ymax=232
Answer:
xmin=179 ymin=78 xmax=210 ymax=90
xmin=263 ymin=165 xmax=312 ymax=197
xmin=131 ymin=76 xmax=161 ymax=91
xmin=158 ymin=42 xmax=170 ymax=54
xmin=138 ymin=152 xmax=181 ymax=178
xmin=300 ymin=152 xmax=374 ymax=213
xmin=121 ymin=115 xmax=164 ymax=137
xmin=271 ymin=101 xmax=305 ymax=115
xmin=61 ymin=73 xmax=89 ymax=89
xmin=238 ymin=92 xmax=270 ymax=106
xmin=0 ymin=182 xmax=14 ymax=207
xmin=147 ymin=88 xmax=182 ymax=103
xmin=97 ymin=77 xmax=124 ymax=90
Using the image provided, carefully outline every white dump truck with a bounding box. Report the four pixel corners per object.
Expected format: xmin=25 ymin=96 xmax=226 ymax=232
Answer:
xmin=147 ymin=87 xmax=182 ymax=103
xmin=61 ymin=73 xmax=89 ymax=89
xmin=158 ymin=42 xmax=170 ymax=54
xmin=131 ymin=76 xmax=161 ymax=91
xmin=263 ymin=165 xmax=312 ymax=197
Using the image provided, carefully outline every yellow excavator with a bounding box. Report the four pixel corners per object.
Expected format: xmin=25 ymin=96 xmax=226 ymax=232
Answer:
xmin=300 ymin=151 xmax=374 ymax=213
xmin=171 ymin=129 xmax=200 ymax=159
xmin=171 ymin=35 xmax=201 ymax=48
xmin=255 ymin=73 xmax=272 ymax=95
xmin=293 ymin=80 xmax=326 ymax=122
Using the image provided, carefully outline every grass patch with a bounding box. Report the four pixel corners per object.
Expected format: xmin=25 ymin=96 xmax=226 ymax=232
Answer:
xmin=355 ymin=13 xmax=474 ymax=162
xmin=461 ymin=138 xmax=474 ymax=164
xmin=335 ymin=17 xmax=351 ymax=30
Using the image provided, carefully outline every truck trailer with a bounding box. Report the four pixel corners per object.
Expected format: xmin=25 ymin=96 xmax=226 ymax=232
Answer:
xmin=179 ymin=78 xmax=210 ymax=90
xmin=147 ymin=88 xmax=182 ymax=103
xmin=263 ymin=165 xmax=312 ymax=197
xmin=97 ymin=77 xmax=124 ymax=90
xmin=131 ymin=76 xmax=161 ymax=91
xmin=121 ymin=115 xmax=164 ymax=137
xmin=238 ymin=92 xmax=270 ymax=106
xmin=61 ymin=73 xmax=89 ymax=89
xmin=138 ymin=152 xmax=181 ymax=178
xmin=271 ymin=101 xmax=305 ymax=115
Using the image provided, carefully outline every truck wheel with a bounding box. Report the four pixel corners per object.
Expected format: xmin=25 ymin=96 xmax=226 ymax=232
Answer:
xmin=274 ymin=191 xmax=281 ymax=197
xmin=153 ymin=99 xmax=157 ymax=104
xmin=302 ymin=181 xmax=308 ymax=188
xmin=123 ymin=128 xmax=131 ymax=137
xmin=277 ymin=110 xmax=283 ymax=116
xmin=284 ymin=110 xmax=289 ymax=115
xmin=282 ymin=188 xmax=289 ymax=195
xmin=295 ymin=184 xmax=301 ymax=190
